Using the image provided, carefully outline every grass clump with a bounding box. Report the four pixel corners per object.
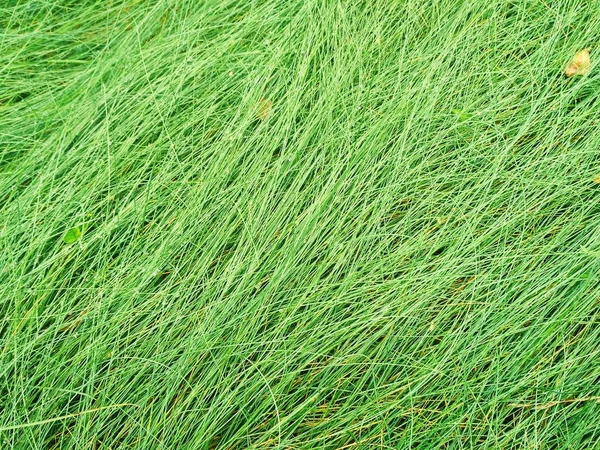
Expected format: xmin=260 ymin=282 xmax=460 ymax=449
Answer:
xmin=2 ymin=0 xmax=600 ymax=448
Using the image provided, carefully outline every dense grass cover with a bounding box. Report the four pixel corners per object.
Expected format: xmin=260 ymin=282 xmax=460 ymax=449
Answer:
xmin=2 ymin=1 xmax=600 ymax=448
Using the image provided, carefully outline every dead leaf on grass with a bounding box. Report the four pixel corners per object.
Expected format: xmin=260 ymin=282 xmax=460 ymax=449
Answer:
xmin=564 ymin=48 xmax=591 ymax=77
xmin=257 ymin=98 xmax=273 ymax=120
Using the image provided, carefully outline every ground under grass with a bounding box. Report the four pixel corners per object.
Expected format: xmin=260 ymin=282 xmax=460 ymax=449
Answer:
xmin=2 ymin=0 xmax=600 ymax=448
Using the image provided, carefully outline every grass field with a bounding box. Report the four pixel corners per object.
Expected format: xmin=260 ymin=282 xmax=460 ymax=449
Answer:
xmin=2 ymin=0 xmax=600 ymax=448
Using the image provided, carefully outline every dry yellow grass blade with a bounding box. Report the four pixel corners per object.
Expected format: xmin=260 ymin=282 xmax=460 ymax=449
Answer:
xmin=564 ymin=48 xmax=591 ymax=77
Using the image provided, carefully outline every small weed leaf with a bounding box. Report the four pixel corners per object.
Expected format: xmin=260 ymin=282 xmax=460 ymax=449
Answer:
xmin=452 ymin=109 xmax=473 ymax=122
xmin=63 ymin=226 xmax=82 ymax=244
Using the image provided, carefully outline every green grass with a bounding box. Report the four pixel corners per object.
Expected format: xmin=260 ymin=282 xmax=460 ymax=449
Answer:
xmin=2 ymin=0 xmax=600 ymax=448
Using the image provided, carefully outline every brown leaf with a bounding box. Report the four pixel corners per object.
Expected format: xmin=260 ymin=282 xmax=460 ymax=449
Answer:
xmin=257 ymin=98 xmax=273 ymax=120
xmin=565 ymin=48 xmax=591 ymax=77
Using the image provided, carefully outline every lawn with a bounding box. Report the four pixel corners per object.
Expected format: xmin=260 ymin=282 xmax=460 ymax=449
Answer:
xmin=1 ymin=0 xmax=600 ymax=448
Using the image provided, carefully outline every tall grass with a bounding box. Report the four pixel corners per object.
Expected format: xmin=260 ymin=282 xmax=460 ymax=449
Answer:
xmin=2 ymin=0 xmax=600 ymax=448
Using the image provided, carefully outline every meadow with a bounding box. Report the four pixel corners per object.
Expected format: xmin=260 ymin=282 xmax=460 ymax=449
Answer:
xmin=1 ymin=0 xmax=600 ymax=448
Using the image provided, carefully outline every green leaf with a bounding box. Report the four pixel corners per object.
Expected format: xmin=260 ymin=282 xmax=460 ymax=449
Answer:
xmin=63 ymin=226 xmax=82 ymax=244
xmin=452 ymin=109 xmax=473 ymax=122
